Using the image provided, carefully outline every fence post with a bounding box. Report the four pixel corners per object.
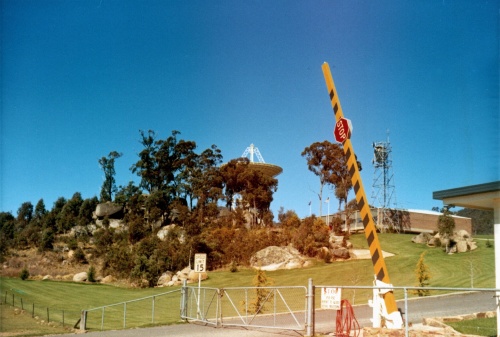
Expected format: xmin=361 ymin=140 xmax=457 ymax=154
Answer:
xmin=47 ymin=307 xmax=49 ymax=323
xmin=80 ymin=310 xmax=87 ymax=331
xmin=152 ymin=296 xmax=155 ymax=324
xmin=305 ymin=278 xmax=314 ymax=337
xmin=216 ymin=288 xmax=221 ymax=327
xmin=180 ymin=279 xmax=188 ymax=320
xmin=123 ymin=302 xmax=127 ymax=329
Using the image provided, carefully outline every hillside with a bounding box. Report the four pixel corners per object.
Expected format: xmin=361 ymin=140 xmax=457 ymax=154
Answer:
xmin=1 ymin=232 xmax=495 ymax=291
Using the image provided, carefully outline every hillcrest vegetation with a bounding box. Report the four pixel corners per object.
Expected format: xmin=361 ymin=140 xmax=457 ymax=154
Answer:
xmin=0 ymin=131 xmax=494 ymax=287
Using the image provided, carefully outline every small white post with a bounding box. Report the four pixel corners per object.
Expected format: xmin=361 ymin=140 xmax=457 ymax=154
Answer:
xmin=305 ymin=278 xmax=314 ymax=337
xmin=370 ymin=282 xmax=381 ymax=328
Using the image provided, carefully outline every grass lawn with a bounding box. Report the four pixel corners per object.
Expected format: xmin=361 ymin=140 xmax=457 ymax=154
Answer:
xmin=0 ymin=278 xmax=184 ymax=332
xmin=0 ymin=233 xmax=496 ymax=335
xmin=447 ymin=317 xmax=497 ymax=337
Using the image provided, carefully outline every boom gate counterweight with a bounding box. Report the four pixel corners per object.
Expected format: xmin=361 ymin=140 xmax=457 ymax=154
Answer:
xmin=321 ymin=62 xmax=402 ymax=327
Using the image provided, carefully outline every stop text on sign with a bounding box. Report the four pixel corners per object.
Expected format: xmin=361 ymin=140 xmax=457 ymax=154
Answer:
xmin=333 ymin=117 xmax=352 ymax=143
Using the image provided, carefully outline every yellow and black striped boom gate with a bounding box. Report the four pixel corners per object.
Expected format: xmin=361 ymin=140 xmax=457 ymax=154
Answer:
xmin=321 ymin=62 xmax=401 ymax=324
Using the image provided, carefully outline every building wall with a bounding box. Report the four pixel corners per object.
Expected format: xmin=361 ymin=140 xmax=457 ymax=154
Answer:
xmin=320 ymin=209 xmax=472 ymax=235
xmin=406 ymin=211 xmax=472 ymax=234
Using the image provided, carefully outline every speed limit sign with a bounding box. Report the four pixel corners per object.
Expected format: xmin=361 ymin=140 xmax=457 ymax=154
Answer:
xmin=194 ymin=253 xmax=207 ymax=273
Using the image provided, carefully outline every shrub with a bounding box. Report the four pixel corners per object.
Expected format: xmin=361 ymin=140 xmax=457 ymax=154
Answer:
xmin=20 ymin=267 xmax=30 ymax=280
xmin=102 ymin=243 xmax=134 ymax=279
xmin=73 ymin=247 xmax=87 ymax=264
xmin=230 ymin=260 xmax=238 ymax=272
xmin=131 ymin=254 xmax=160 ymax=288
xmin=93 ymin=228 xmax=113 ymax=256
xmin=68 ymin=237 xmax=78 ymax=251
xmin=435 ymin=237 xmax=442 ymax=247
xmin=39 ymin=229 xmax=54 ymax=252
xmin=318 ymin=248 xmax=332 ymax=263
xmin=88 ymin=265 xmax=96 ymax=283
xmin=249 ymin=268 xmax=274 ymax=314
xmin=414 ymin=252 xmax=431 ymax=296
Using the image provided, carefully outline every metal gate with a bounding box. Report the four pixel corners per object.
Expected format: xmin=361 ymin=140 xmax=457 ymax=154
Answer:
xmin=181 ymin=285 xmax=307 ymax=331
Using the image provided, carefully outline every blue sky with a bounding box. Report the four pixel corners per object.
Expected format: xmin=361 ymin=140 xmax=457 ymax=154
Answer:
xmin=1 ymin=0 xmax=498 ymax=218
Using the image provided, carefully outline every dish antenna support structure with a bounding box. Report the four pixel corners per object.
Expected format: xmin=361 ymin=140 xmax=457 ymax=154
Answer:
xmin=241 ymin=143 xmax=265 ymax=163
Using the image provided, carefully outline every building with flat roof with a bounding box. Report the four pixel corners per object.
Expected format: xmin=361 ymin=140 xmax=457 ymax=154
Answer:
xmin=320 ymin=208 xmax=471 ymax=234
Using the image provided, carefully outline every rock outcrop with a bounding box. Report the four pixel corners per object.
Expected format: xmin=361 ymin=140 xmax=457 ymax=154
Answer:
xmin=411 ymin=232 xmax=432 ymax=244
xmin=95 ymin=202 xmax=123 ymax=218
xmin=157 ymin=267 xmax=208 ymax=287
xmin=157 ymin=224 xmax=185 ymax=243
xmin=327 ymin=234 xmax=352 ymax=260
xmin=101 ymin=275 xmax=115 ymax=284
xmin=73 ymin=272 xmax=88 ymax=282
xmin=250 ymin=246 xmax=311 ymax=271
xmin=412 ymin=230 xmax=477 ymax=254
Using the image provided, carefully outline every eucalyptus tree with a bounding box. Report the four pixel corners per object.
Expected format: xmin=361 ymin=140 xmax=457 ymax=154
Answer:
xmin=302 ymin=141 xmax=347 ymax=216
xmin=78 ymin=197 xmax=99 ymax=227
xmin=220 ymin=158 xmax=250 ymax=210
xmin=115 ymin=181 xmax=142 ymax=205
xmin=98 ymin=151 xmax=122 ymax=202
xmin=189 ymin=145 xmax=224 ymax=221
xmin=131 ymin=130 xmax=200 ymax=227
xmin=220 ymin=158 xmax=278 ymax=226
xmin=17 ymin=201 xmax=33 ymax=227
xmin=131 ymin=129 xmax=160 ymax=193
xmin=0 ymin=212 xmax=15 ymax=246
xmin=56 ymin=192 xmax=83 ymax=233
xmin=302 ymin=140 xmax=363 ymax=218
xmin=239 ymin=167 xmax=277 ymax=227
xmin=34 ymin=199 xmax=47 ymax=220
xmin=131 ymin=130 xmax=197 ymax=196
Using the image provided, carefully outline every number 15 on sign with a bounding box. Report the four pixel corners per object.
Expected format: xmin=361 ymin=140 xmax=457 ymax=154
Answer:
xmin=194 ymin=253 xmax=207 ymax=273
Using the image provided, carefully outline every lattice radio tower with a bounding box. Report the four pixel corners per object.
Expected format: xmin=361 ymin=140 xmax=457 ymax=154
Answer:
xmin=371 ymin=131 xmax=399 ymax=231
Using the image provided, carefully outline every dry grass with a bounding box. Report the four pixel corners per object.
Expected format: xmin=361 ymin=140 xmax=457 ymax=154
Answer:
xmin=1 ymin=247 xmax=101 ymax=281
xmin=0 ymin=305 xmax=73 ymax=336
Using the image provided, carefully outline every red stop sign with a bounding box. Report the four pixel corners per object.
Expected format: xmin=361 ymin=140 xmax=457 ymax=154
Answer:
xmin=333 ymin=118 xmax=352 ymax=143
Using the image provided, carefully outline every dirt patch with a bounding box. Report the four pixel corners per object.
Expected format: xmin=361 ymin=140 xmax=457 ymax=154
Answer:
xmin=1 ymin=247 xmax=99 ymax=280
xmin=350 ymin=249 xmax=394 ymax=260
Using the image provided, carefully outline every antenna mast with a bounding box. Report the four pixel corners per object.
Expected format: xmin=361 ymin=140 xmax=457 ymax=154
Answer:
xmin=371 ymin=131 xmax=399 ymax=232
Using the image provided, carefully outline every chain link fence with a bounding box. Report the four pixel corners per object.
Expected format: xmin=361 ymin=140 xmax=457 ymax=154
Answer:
xmin=82 ymin=288 xmax=182 ymax=331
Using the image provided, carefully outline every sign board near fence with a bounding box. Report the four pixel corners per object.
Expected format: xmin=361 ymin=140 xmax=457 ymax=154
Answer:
xmin=321 ymin=287 xmax=341 ymax=310
xmin=194 ymin=253 xmax=207 ymax=272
